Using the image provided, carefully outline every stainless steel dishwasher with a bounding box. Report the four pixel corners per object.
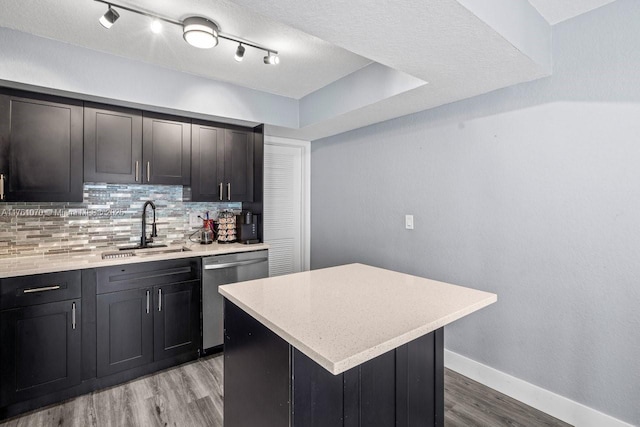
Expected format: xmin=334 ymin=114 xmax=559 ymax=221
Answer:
xmin=202 ymin=249 xmax=269 ymax=353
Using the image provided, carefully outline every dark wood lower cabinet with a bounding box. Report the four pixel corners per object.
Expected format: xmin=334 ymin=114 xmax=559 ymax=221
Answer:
xmin=97 ymin=282 xmax=201 ymax=376
xmin=0 ymin=259 xmax=204 ymax=421
xmin=0 ymin=299 xmax=81 ymax=407
xmin=96 ymin=288 xmax=153 ymax=377
xmin=224 ymin=300 xmax=445 ymax=427
xmin=153 ymin=280 xmax=200 ymax=361
xmin=95 ymin=259 xmax=201 ymax=377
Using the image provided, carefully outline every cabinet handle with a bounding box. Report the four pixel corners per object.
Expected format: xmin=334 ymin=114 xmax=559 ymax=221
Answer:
xmin=23 ymin=285 xmax=61 ymax=294
xmin=227 ymin=183 xmax=231 ymax=201
xmin=147 ymin=162 xmax=151 ymax=183
xmin=0 ymin=173 xmax=5 ymax=201
xmin=158 ymin=288 xmax=162 ymax=312
xmin=146 ymin=290 xmax=150 ymax=314
xmin=72 ymin=302 xmax=76 ymax=330
xmin=219 ymin=183 xmax=223 ymax=201
xmin=135 ymin=161 xmax=140 ymax=182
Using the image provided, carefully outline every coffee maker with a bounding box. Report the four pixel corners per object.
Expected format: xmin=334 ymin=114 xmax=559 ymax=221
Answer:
xmin=236 ymin=210 xmax=259 ymax=244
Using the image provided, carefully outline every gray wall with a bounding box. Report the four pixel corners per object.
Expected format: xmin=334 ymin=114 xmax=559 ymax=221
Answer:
xmin=310 ymin=1 xmax=640 ymax=424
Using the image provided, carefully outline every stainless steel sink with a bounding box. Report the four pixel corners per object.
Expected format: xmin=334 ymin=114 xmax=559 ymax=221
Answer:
xmin=102 ymin=246 xmax=191 ymax=260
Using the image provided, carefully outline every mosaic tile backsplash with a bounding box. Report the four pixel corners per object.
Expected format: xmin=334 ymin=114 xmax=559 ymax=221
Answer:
xmin=0 ymin=184 xmax=241 ymax=259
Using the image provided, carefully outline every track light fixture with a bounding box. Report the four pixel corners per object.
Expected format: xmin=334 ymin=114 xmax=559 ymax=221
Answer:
xmin=183 ymin=17 xmax=219 ymax=49
xmin=94 ymin=0 xmax=279 ymax=65
xmin=234 ymin=44 xmax=245 ymax=62
xmin=99 ymin=5 xmax=120 ymax=29
xmin=263 ymin=52 xmax=280 ymax=65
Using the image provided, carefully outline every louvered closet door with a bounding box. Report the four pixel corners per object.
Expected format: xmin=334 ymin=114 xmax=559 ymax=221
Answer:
xmin=264 ymin=144 xmax=303 ymax=276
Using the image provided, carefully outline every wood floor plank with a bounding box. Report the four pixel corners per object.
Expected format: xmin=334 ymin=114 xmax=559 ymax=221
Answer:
xmin=189 ymin=396 xmax=223 ymax=427
xmin=444 ymin=368 xmax=572 ymax=427
xmin=91 ymin=383 xmax=137 ymax=427
xmin=58 ymin=393 xmax=98 ymax=427
xmin=1 ymin=355 xmax=572 ymax=427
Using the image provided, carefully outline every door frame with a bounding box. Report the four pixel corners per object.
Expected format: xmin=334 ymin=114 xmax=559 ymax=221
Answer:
xmin=264 ymin=135 xmax=311 ymax=272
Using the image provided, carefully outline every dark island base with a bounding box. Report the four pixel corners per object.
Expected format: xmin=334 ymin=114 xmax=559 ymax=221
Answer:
xmin=224 ymin=300 xmax=444 ymax=427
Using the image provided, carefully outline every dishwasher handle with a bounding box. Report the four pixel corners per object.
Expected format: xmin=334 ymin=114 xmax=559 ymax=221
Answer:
xmin=203 ymin=258 xmax=267 ymax=270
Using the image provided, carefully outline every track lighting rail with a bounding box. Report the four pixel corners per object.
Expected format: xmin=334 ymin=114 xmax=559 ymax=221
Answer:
xmin=94 ymin=0 xmax=279 ymax=62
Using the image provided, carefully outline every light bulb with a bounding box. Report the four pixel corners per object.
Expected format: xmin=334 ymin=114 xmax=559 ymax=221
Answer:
xmin=150 ymin=19 xmax=162 ymax=34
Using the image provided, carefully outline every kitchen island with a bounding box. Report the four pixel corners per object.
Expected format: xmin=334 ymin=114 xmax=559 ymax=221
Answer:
xmin=219 ymin=263 xmax=497 ymax=427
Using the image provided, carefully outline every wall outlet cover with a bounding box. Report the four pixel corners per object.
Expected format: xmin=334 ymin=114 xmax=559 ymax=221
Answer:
xmin=189 ymin=212 xmax=202 ymax=227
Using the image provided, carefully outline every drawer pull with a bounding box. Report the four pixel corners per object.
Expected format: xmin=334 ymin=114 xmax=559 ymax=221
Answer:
xmin=23 ymin=285 xmax=61 ymax=294
xmin=72 ymin=302 xmax=76 ymax=330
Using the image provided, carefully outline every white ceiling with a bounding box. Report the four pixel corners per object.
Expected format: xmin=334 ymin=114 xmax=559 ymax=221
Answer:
xmin=0 ymin=0 xmax=371 ymax=99
xmin=0 ymin=0 xmax=619 ymax=140
xmin=527 ymin=0 xmax=618 ymax=25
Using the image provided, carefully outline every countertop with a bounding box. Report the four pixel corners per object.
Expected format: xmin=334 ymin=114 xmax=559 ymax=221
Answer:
xmin=0 ymin=242 xmax=270 ymax=278
xmin=219 ymin=263 xmax=497 ymax=375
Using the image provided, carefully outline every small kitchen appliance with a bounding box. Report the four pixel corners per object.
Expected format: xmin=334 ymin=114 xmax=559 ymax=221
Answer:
xmin=200 ymin=219 xmax=214 ymax=244
xmin=236 ymin=210 xmax=259 ymax=244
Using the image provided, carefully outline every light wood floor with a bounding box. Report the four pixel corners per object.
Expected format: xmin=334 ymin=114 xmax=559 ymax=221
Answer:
xmin=1 ymin=354 xmax=571 ymax=427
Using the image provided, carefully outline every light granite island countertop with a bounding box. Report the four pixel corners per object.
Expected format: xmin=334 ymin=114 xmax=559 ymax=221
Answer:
xmin=219 ymin=263 xmax=497 ymax=427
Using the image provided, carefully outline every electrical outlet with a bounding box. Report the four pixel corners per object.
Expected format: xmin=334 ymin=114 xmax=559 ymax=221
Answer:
xmin=189 ymin=212 xmax=202 ymax=227
xmin=405 ymin=215 xmax=414 ymax=230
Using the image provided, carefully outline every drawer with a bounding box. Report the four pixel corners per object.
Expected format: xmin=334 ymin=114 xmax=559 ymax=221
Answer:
xmin=97 ymin=258 xmax=201 ymax=294
xmin=0 ymin=270 xmax=82 ymax=310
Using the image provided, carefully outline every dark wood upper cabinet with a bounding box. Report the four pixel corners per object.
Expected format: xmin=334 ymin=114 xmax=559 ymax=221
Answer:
xmin=191 ymin=123 xmax=223 ymax=201
xmin=143 ymin=113 xmax=191 ymax=186
xmin=0 ymin=89 xmax=83 ymax=202
xmin=224 ymin=128 xmax=254 ymax=202
xmin=84 ymin=103 xmax=143 ymax=184
xmin=84 ymin=108 xmax=191 ymax=186
xmin=0 ymin=88 xmax=258 ymax=197
xmin=191 ymin=123 xmax=254 ymax=202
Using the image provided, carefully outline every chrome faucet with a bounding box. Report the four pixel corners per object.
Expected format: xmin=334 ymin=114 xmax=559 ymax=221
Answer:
xmin=140 ymin=200 xmax=158 ymax=248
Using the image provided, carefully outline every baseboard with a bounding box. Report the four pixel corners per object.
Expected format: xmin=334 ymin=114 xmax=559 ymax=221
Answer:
xmin=444 ymin=350 xmax=633 ymax=427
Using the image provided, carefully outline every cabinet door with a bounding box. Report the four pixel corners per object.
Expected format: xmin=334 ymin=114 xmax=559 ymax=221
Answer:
xmin=191 ymin=123 xmax=224 ymax=202
xmin=96 ymin=288 xmax=153 ymax=377
xmin=84 ymin=103 xmax=142 ymax=184
xmin=142 ymin=113 xmax=191 ymax=185
xmin=0 ymin=90 xmax=83 ymax=202
xmin=153 ymin=280 xmax=200 ymax=361
xmin=0 ymin=300 xmax=81 ymax=406
xmin=224 ymin=129 xmax=254 ymax=202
